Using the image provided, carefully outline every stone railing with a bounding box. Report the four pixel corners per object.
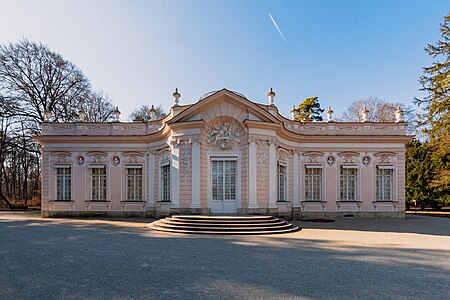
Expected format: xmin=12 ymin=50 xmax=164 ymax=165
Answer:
xmin=284 ymin=122 xmax=407 ymax=136
xmin=41 ymin=122 xmax=165 ymax=136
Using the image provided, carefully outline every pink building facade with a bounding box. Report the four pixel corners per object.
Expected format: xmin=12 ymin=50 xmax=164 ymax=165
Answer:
xmin=35 ymin=89 xmax=411 ymax=218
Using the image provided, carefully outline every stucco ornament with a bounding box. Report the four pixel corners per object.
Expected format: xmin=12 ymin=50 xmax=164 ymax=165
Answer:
xmin=327 ymin=155 xmax=335 ymax=166
xmin=50 ymin=152 xmax=72 ymax=163
xmin=76 ymin=156 xmax=84 ymax=166
xmin=122 ymin=152 xmax=145 ymax=164
xmin=207 ymin=121 xmax=239 ymax=150
xmin=362 ymin=155 xmax=371 ymax=167
xmin=277 ymin=149 xmax=289 ymax=162
xmin=302 ymin=151 xmax=325 ymax=163
xmin=257 ymin=140 xmax=269 ymax=182
xmin=374 ymin=152 xmax=396 ymax=164
xmin=337 ymin=151 xmax=359 ymax=163
xmin=159 ymin=150 xmax=171 ymax=161
xmin=112 ymin=156 xmax=121 ymax=166
xmin=86 ymin=152 xmax=108 ymax=163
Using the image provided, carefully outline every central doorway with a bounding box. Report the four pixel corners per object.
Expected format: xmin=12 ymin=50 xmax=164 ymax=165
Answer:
xmin=211 ymin=158 xmax=238 ymax=214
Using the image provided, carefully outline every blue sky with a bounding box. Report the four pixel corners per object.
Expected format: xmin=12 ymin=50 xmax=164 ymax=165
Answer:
xmin=0 ymin=0 xmax=448 ymax=120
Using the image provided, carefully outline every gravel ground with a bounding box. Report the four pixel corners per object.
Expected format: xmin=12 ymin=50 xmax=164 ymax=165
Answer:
xmin=0 ymin=212 xmax=449 ymax=300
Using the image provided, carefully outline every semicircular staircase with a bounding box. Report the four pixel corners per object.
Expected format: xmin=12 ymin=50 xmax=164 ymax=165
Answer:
xmin=148 ymin=215 xmax=300 ymax=235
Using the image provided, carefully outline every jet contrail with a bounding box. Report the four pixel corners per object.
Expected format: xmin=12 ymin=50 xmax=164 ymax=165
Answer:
xmin=269 ymin=13 xmax=287 ymax=45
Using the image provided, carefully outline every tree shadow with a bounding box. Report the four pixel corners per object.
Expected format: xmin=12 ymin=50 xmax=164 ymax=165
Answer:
xmin=0 ymin=214 xmax=449 ymax=299
xmin=294 ymin=214 xmax=450 ymax=237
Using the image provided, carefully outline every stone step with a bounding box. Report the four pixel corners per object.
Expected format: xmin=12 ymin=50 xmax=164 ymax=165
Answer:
xmin=167 ymin=217 xmax=281 ymax=224
xmin=147 ymin=215 xmax=300 ymax=235
xmin=148 ymin=224 xmax=299 ymax=235
xmin=158 ymin=219 xmax=287 ymax=227
xmin=171 ymin=215 xmax=274 ymax=221
xmin=152 ymin=221 xmax=293 ymax=231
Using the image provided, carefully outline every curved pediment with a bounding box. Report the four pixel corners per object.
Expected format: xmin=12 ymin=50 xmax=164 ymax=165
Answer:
xmin=122 ymin=151 xmax=145 ymax=157
xmin=302 ymin=151 xmax=325 ymax=157
xmin=168 ymin=89 xmax=281 ymax=126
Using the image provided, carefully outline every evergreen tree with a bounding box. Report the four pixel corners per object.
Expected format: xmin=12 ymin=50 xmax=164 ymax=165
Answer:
xmin=405 ymin=141 xmax=448 ymax=210
xmin=294 ymin=96 xmax=324 ymax=122
xmin=415 ymin=13 xmax=450 ymax=190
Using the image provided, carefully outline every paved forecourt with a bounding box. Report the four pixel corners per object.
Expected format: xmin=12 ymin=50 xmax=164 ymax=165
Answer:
xmin=0 ymin=212 xmax=449 ymax=299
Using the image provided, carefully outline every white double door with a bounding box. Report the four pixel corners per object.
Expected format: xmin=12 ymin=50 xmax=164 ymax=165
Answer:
xmin=211 ymin=158 xmax=238 ymax=214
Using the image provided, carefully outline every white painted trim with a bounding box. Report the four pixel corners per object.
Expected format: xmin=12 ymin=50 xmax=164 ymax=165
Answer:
xmin=170 ymin=143 xmax=180 ymax=208
xmin=248 ymin=141 xmax=258 ymax=208
xmin=268 ymin=142 xmax=277 ymax=208
xmin=377 ymin=165 xmax=394 ymax=170
xmin=293 ymin=152 xmax=299 ymax=207
xmin=147 ymin=151 xmax=154 ymax=208
xmin=54 ymin=164 xmax=71 ymax=168
xmin=88 ymin=164 xmax=106 ymax=168
xmin=305 ymin=165 xmax=322 ymax=169
xmin=191 ymin=140 xmax=201 ymax=208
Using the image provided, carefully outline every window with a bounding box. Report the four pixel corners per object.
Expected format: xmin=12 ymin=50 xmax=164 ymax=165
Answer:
xmin=376 ymin=166 xmax=393 ymax=201
xmin=126 ymin=166 xmax=143 ymax=201
xmin=160 ymin=163 xmax=170 ymax=201
xmin=91 ymin=166 xmax=107 ymax=201
xmin=56 ymin=166 xmax=71 ymax=200
xmin=340 ymin=166 xmax=357 ymax=201
xmin=277 ymin=163 xmax=287 ymax=201
xmin=305 ymin=166 xmax=321 ymax=201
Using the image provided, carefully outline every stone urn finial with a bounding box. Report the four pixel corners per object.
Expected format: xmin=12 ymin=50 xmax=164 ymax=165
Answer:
xmin=173 ymin=88 xmax=181 ymax=106
xmin=267 ymin=88 xmax=276 ymax=106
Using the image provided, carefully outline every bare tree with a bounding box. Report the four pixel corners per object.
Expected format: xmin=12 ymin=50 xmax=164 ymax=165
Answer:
xmin=340 ymin=98 xmax=416 ymax=134
xmin=130 ymin=104 xmax=166 ymax=121
xmin=0 ymin=39 xmax=91 ymax=124
xmin=81 ymin=90 xmax=115 ymax=122
xmin=0 ymin=39 xmax=116 ymax=209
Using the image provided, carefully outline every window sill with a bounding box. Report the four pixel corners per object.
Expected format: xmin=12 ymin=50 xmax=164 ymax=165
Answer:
xmin=121 ymin=200 xmax=146 ymax=203
xmin=372 ymin=200 xmax=398 ymax=203
xmin=276 ymin=200 xmax=291 ymax=203
xmin=157 ymin=200 xmax=171 ymax=203
xmin=302 ymin=200 xmax=326 ymax=203
xmin=49 ymin=200 xmax=74 ymax=202
xmin=336 ymin=200 xmax=362 ymax=203
xmin=85 ymin=200 xmax=110 ymax=203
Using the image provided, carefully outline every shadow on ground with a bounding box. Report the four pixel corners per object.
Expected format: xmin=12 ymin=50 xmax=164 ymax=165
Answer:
xmin=295 ymin=214 xmax=450 ymax=237
xmin=0 ymin=212 xmax=449 ymax=299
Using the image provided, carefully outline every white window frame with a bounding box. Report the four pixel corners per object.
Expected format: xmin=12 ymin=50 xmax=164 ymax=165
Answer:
xmin=340 ymin=165 xmax=358 ymax=201
xmin=89 ymin=165 xmax=107 ymax=201
xmin=159 ymin=161 xmax=171 ymax=202
xmin=55 ymin=165 xmax=71 ymax=201
xmin=376 ymin=166 xmax=394 ymax=201
xmin=304 ymin=165 xmax=322 ymax=201
xmin=277 ymin=162 xmax=287 ymax=201
xmin=126 ymin=165 xmax=143 ymax=201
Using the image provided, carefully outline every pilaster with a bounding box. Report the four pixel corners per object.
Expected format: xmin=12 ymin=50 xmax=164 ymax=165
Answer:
xmin=171 ymin=139 xmax=180 ymax=208
xmin=293 ymin=150 xmax=300 ymax=207
xmin=248 ymin=139 xmax=258 ymax=208
xmin=268 ymin=139 xmax=277 ymax=208
xmin=191 ymin=138 xmax=201 ymax=208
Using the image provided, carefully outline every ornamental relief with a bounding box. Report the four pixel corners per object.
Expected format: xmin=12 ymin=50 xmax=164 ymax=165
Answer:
xmin=277 ymin=149 xmax=290 ymax=162
xmin=302 ymin=151 xmax=325 ymax=163
xmin=337 ymin=151 xmax=360 ymax=163
xmin=86 ymin=152 xmax=108 ymax=164
xmin=257 ymin=140 xmax=269 ymax=182
xmin=122 ymin=152 xmax=145 ymax=164
xmin=178 ymin=139 xmax=192 ymax=183
xmin=374 ymin=152 xmax=397 ymax=164
xmin=50 ymin=152 xmax=72 ymax=163
xmin=206 ymin=118 xmax=240 ymax=151
xmin=362 ymin=153 xmax=371 ymax=167
xmin=158 ymin=149 xmax=171 ymax=161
